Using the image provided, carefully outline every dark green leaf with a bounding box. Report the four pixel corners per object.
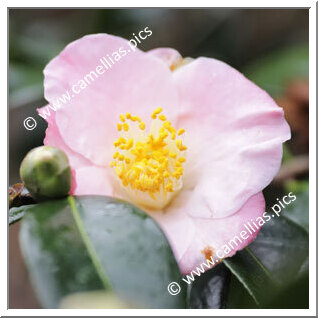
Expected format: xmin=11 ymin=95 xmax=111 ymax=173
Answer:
xmin=226 ymin=213 xmax=309 ymax=308
xmin=19 ymin=196 xmax=186 ymax=309
xmin=225 ymin=274 xmax=258 ymax=309
xmin=282 ymin=188 xmax=309 ymax=232
xmin=189 ymin=212 xmax=308 ymax=309
xmin=19 ymin=199 xmax=103 ymax=308
xmin=189 ymin=263 xmax=231 ymax=308
xmin=248 ymin=214 xmax=309 ymax=286
xmin=224 ymin=248 xmax=279 ymax=307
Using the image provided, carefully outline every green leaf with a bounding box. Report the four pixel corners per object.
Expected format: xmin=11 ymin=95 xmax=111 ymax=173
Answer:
xmin=189 ymin=263 xmax=258 ymax=309
xmin=189 ymin=213 xmax=308 ymax=309
xmin=223 ymin=248 xmax=279 ymax=307
xmin=282 ymin=188 xmax=309 ymax=232
xmin=19 ymin=196 xmax=186 ymax=309
xmin=248 ymin=215 xmax=308 ymax=287
xmin=19 ymin=199 xmax=103 ymax=308
xmin=188 ymin=263 xmax=231 ymax=309
xmin=225 ymin=273 xmax=258 ymax=309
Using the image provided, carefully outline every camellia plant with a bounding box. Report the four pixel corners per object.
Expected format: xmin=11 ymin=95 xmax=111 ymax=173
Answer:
xmin=9 ymin=34 xmax=309 ymax=309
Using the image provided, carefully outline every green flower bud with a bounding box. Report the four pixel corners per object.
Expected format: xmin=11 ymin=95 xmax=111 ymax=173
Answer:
xmin=20 ymin=146 xmax=71 ymax=201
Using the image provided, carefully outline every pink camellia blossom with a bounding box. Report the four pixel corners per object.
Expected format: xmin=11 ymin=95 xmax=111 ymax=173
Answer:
xmin=39 ymin=34 xmax=290 ymax=274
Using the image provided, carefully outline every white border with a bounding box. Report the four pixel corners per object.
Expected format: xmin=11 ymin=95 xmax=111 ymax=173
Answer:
xmin=3 ymin=0 xmax=316 ymax=316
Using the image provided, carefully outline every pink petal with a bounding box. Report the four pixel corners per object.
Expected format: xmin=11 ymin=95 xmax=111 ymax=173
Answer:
xmin=43 ymin=34 xmax=179 ymax=166
xmin=38 ymin=105 xmax=112 ymax=196
xmin=172 ymin=57 xmax=290 ymax=218
xmin=38 ymin=105 xmax=91 ymax=169
xmin=147 ymin=48 xmax=182 ymax=68
xmin=151 ymin=192 xmax=265 ymax=275
xmin=73 ymin=165 xmax=114 ymax=196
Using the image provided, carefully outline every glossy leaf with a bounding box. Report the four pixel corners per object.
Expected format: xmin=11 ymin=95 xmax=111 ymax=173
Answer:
xmin=189 ymin=212 xmax=309 ymax=309
xmin=188 ymin=263 xmax=231 ymax=309
xmin=223 ymin=248 xmax=278 ymax=307
xmin=19 ymin=196 xmax=187 ymax=309
xmin=282 ymin=188 xmax=309 ymax=232
xmin=19 ymin=199 xmax=103 ymax=308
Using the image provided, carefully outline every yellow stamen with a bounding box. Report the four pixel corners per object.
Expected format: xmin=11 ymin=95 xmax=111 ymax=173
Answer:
xmin=111 ymin=108 xmax=187 ymax=210
xmin=123 ymin=123 xmax=129 ymax=131
xmin=132 ymin=116 xmax=141 ymax=122
xmin=110 ymin=161 xmax=116 ymax=167
xmin=176 ymin=139 xmax=187 ymax=151
xmin=151 ymin=107 xmax=163 ymax=119
xmin=139 ymin=122 xmax=146 ymax=130
xmin=126 ymin=138 xmax=134 ymax=150
xmin=119 ymin=114 xmax=126 ymax=122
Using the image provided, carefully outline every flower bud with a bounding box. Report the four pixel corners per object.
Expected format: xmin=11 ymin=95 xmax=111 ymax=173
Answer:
xmin=20 ymin=146 xmax=71 ymax=201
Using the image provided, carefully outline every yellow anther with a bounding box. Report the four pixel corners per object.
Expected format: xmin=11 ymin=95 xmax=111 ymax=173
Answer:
xmin=119 ymin=114 xmax=126 ymax=122
xmin=126 ymin=138 xmax=134 ymax=150
xmin=110 ymin=161 xmax=116 ymax=167
xmin=151 ymin=107 xmax=163 ymax=119
xmin=176 ymin=139 xmax=187 ymax=151
xmin=139 ymin=122 xmax=146 ymax=130
xmin=123 ymin=123 xmax=129 ymax=131
xmin=172 ymin=170 xmax=182 ymax=178
xmin=159 ymin=131 xmax=168 ymax=140
xmin=118 ymin=137 xmax=126 ymax=144
xmin=132 ymin=115 xmax=141 ymax=122
xmin=163 ymin=121 xmax=171 ymax=129
xmin=115 ymin=166 xmax=124 ymax=178
xmin=153 ymin=107 xmax=162 ymax=115
xmin=165 ymin=183 xmax=174 ymax=192
xmin=111 ymin=108 xmax=187 ymax=204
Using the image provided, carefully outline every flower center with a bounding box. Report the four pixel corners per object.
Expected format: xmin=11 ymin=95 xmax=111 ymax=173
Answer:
xmin=110 ymin=108 xmax=187 ymax=210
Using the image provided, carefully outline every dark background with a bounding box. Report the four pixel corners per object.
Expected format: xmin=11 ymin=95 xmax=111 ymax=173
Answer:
xmin=9 ymin=8 xmax=309 ymax=308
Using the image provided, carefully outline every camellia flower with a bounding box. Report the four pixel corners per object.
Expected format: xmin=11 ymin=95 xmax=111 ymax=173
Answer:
xmin=39 ymin=34 xmax=290 ymax=274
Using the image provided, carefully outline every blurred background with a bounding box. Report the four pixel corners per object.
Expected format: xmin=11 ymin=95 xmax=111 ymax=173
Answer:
xmin=9 ymin=9 xmax=309 ymax=308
